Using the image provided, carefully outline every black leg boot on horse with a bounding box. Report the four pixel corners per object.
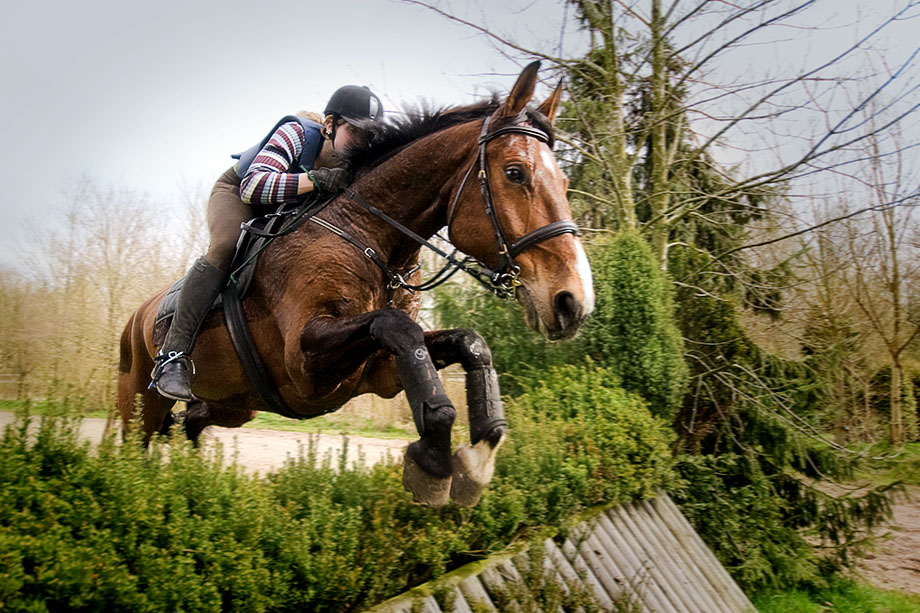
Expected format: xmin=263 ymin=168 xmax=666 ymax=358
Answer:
xmin=396 ymin=346 xmax=457 ymax=506
xmin=450 ymin=359 xmax=508 ymax=506
xmin=152 ymin=257 xmax=227 ymax=401
xmin=425 ymin=328 xmax=508 ymax=506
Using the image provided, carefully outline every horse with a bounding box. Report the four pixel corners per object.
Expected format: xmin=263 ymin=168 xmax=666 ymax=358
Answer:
xmin=117 ymin=62 xmax=595 ymax=507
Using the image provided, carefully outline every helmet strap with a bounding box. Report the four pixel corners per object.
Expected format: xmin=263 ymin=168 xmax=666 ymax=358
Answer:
xmin=327 ymin=115 xmax=339 ymax=149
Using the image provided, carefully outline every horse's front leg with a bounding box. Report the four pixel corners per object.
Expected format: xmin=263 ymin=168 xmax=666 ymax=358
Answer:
xmin=425 ymin=328 xmax=508 ymax=507
xmin=372 ymin=311 xmax=457 ymax=507
xmin=301 ymin=308 xmax=456 ymax=506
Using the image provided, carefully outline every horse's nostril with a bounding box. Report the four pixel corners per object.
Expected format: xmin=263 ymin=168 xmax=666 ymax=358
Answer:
xmin=554 ymin=291 xmax=581 ymax=328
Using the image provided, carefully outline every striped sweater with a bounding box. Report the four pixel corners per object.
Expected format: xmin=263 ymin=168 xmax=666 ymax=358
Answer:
xmin=239 ymin=121 xmax=315 ymax=206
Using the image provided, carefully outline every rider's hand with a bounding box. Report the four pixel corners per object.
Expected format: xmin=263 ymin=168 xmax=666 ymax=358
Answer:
xmin=310 ymin=167 xmax=353 ymax=194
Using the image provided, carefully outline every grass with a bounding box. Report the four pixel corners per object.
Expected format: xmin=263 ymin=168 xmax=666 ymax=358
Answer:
xmin=754 ymin=578 xmax=920 ymax=613
xmin=0 ymin=398 xmax=108 ymax=419
xmin=858 ymin=441 xmax=920 ymax=487
xmin=243 ymin=410 xmax=415 ymax=439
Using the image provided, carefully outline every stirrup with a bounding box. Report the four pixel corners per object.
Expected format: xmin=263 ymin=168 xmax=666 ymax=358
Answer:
xmin=149 ymin=351 xmax=195 ymax=386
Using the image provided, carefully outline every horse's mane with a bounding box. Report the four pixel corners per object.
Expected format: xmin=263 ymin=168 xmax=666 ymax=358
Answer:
xmin=342 ymin=97 xmax=554 ymax=173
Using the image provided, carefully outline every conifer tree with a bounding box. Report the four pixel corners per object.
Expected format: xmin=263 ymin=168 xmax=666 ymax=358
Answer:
xmin=414 ymin=0 xmax=918 ymax=588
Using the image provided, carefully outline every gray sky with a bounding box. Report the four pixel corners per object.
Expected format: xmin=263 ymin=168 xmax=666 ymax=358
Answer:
xmin=0 ymin=0 xmax=576 ymax=269
xmin=1 ymin=0 xmax=917 ymax=271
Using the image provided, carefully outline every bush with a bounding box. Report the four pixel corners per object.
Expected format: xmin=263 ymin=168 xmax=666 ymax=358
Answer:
xmin=497 ymin=362 xmax=675 ymax=514
xmin=0 ymin=380 xmax=673 ymax=611
xmin=0 ymin=415 xmax=296 ymax=612
xmin=579 ymin=231 xmax=688 ymax=419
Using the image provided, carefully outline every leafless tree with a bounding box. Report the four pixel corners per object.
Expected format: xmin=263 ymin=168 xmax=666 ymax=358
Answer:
xmin=404 ymin=0 xmax=920 ymax=269
xmin=2 ymin=180 xmax=182 ymax=411
xmin=838 ymin=135 xmax=920 ymax=444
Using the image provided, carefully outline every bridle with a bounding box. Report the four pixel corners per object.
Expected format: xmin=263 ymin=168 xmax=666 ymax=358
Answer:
xmin=454 ymin=114 xmax=580 ymax=293
xmin=326 ymin=114 xmax=580 ymax=301
xmin=240 ymin=114 xmax=580 ymax=301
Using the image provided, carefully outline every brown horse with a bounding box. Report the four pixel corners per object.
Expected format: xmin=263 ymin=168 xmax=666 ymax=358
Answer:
xmin=117 ymin=62 xmax=594 ymax=507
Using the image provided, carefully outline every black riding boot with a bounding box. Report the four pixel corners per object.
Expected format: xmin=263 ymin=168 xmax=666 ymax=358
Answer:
xmin=152 ymin=257 xmax=226 ymax=401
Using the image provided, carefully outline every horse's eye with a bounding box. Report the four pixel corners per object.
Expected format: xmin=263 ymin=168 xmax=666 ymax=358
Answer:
xmin=504 ymin=166 xmax=526 ymax=184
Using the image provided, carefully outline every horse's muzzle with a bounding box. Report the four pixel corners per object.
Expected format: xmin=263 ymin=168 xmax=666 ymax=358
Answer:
xmin=551 ymin=290 xmax=584 ymax=340
xmin=517 ymin=285 xmax=589 ymax=341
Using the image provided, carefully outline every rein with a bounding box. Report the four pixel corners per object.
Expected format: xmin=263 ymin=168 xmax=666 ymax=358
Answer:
xmin=315 ymin=116 xmax=580 ymax=301
xmin=339 ymin=189 xmax=511 ymax=299
xmin=238 ymin=116 xmax=580 ymax=302
xmin=224 ymin=115 xmax=578 ymax=414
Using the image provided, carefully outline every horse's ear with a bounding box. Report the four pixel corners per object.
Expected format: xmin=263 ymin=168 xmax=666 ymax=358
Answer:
xmin=500 ymin=61 xmax=541 ymax=118
xmin=537 ymin=79 xmax=564 ymax=123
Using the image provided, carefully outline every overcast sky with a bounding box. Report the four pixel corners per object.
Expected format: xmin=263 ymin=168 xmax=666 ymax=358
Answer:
xmin=0 ymin=0 xmax=580 ymax=269
xmin=1 ymin=0 xmax=917 ymax=271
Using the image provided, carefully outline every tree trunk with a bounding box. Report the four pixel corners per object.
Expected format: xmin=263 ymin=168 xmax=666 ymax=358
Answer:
xmin=890 ymin=358 xmax=904 ymax=445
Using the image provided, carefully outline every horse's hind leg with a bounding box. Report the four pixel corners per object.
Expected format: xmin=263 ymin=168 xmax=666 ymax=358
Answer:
xmin=425 ymin=328 xmax=508 ymax=507
xmin=183 ymin=400 xmax=210 ymax=446
xmin=117 ymin=308 xmax=178 ymax=444
xmin=183 ymin=400 xmax=256 ymax=447
xmin=117 ymin=371 xmax=177 ymax=445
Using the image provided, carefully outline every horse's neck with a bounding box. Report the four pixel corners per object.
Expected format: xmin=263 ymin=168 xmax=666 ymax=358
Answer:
xmin=355 ymin=121 xmax=480 ymax=249
xmin=259 ymin=121 xmax=481 ymax=306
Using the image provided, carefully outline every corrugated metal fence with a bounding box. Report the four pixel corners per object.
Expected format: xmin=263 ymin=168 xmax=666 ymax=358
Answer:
xmin=369 ymin=493 xmax=756 ymax=612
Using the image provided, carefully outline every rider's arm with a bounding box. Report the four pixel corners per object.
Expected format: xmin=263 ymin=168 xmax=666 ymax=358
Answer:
xmin=240 ymin=122 xmax=315 ymax=205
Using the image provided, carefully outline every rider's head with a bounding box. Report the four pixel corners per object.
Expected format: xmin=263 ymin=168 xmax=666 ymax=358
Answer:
xmin=323 ymin=85 xmax=383 ymax=150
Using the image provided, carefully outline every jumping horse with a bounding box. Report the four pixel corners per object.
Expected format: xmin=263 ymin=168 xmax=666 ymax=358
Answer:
xmin=117 ymin=62 xmax=595 ymax=507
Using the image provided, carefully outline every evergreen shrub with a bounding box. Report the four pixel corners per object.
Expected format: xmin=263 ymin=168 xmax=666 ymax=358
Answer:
xmin=671 ymin=450 xmax=894 ymax=593
xmin=0 ymin=382 xmax=673 ymax=612
xmin=496 ymin=362 xmax=675 ymax=513
xmin=579 ymin=231 xmax=688 ymax=419
xmin=671 ymin=453 xmax=821 ymax=592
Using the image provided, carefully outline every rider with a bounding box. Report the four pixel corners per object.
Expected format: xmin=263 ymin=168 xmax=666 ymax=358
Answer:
xmin=152 ymin=85 xmax=385 ymax=401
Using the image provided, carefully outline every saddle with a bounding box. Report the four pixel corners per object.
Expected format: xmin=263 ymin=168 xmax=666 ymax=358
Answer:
xmin=154 ymin=198 xmax=319 ymax=328
xmin=153 ymin=196 xmax=330 ymax=418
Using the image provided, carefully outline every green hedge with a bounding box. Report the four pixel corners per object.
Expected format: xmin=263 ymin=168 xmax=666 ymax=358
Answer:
xmin=578 ymin=231 xmax=688 ymax=419
xmin=434 ymin=231 xmax=688 ymax=418
xmin=0 ymin=365 xmax=673 ymax=612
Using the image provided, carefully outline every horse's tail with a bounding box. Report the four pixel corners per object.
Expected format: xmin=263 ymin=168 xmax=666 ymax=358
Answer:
xmin=118 ymin=310 xmax=139 ymax=374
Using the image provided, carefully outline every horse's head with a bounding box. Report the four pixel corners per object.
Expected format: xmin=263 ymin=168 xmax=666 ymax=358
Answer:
xmin=447 ymin=62 xmax=594 ymax=340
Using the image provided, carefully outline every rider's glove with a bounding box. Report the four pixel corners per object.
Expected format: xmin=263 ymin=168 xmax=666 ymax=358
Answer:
xmin=309 ymin=167 xmax=352 ymax=195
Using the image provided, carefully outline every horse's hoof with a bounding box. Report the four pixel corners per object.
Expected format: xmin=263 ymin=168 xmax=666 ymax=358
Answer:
xmin=449 ymin=435 xmax=505 ymax=507
xmin=403 ymin=452 xmax=452 ymax=507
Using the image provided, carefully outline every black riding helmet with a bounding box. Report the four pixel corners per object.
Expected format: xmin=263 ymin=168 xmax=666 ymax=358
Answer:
xmin=324 ymin=85 xmax=383 ymax=130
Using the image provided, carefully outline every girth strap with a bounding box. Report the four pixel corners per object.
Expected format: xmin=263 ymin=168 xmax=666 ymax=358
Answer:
xmin=222 ymin=282 xmax=300 ymax=418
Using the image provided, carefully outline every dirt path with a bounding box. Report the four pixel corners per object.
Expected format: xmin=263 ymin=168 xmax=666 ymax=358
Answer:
xmin=0 ymin=411 xmax=410 ymax=474
xmin=856 ymin=485 xmax=920 ymax=596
